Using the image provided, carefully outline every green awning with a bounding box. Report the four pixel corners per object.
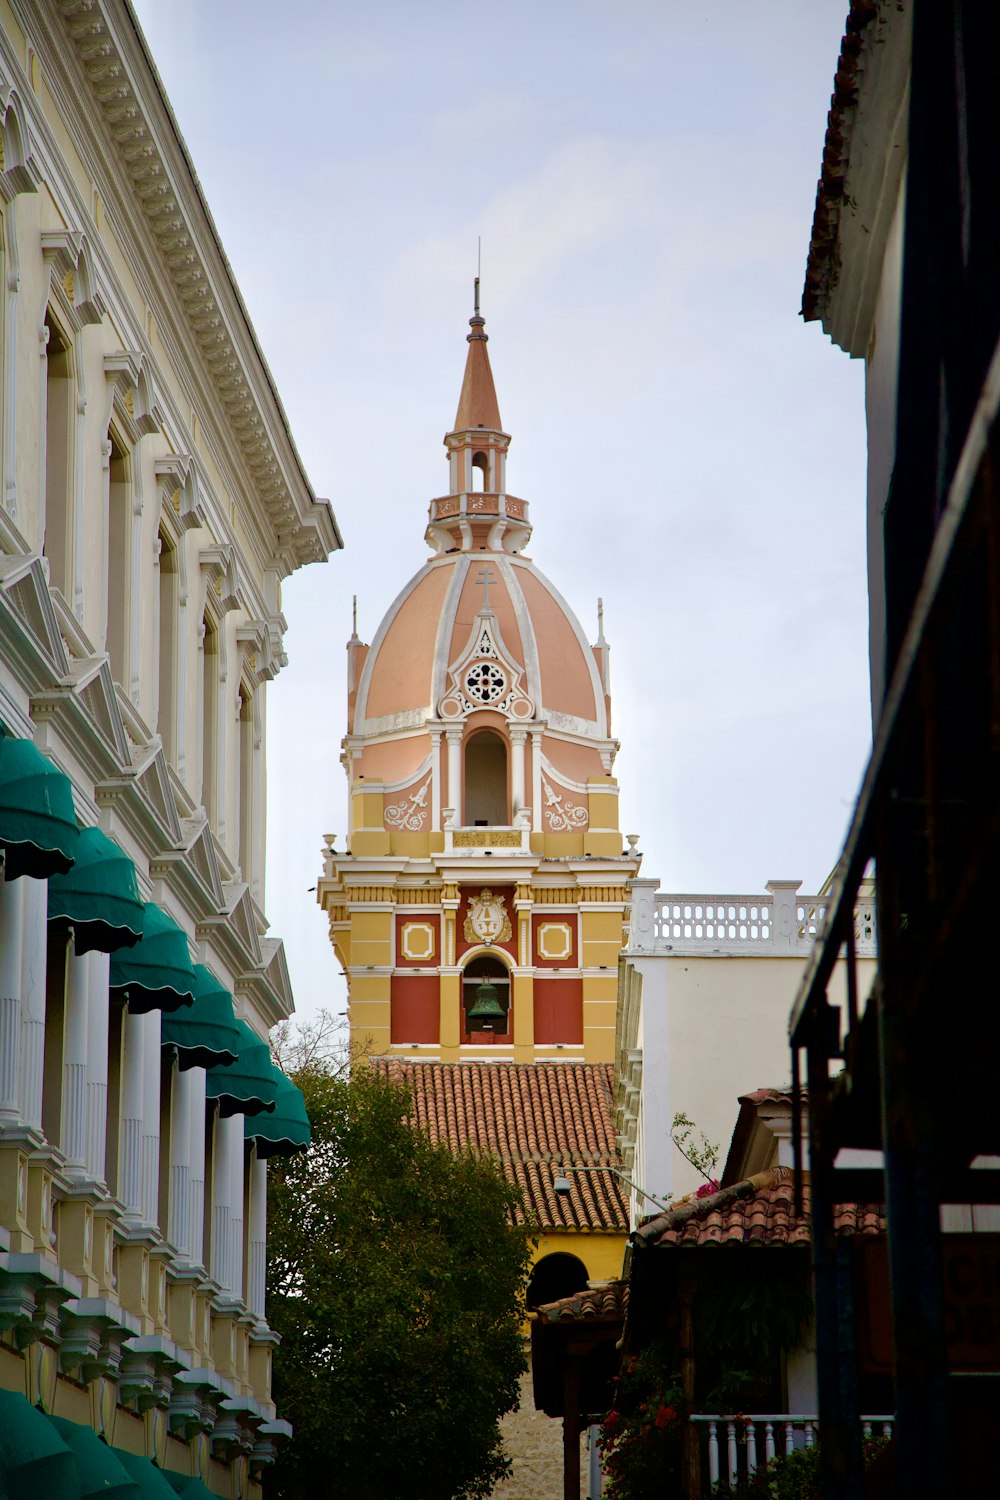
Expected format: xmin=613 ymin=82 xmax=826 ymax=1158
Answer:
xmin=161 ymin=963 xmax=241 ymax=1071
xmin=111 ymin=1450 xmax=177 ymax=1500
xmin=0 ymin=1390 xmax=80 ymax=1500
xmin=161 ymin=1473 xmax=219 ymax=1500
xmin=48 ymin=826 xmax=144 ymax=955
xmin=109 ymin=904 xmax=196 ymax=1015
xmin=205 ymin=1019 xmax=278 ymax=1117
xmin=0 ymin=733 xmax=79 ymax=880
xmin=246 ymin=1070 xmax=311 ymax=1157
xmin=44 ymin=1417 xmax=139 ymax=1500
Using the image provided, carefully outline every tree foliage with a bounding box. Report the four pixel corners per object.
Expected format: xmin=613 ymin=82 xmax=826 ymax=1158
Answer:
xmin=264 ymin=1064 xmax=534 ymax=1500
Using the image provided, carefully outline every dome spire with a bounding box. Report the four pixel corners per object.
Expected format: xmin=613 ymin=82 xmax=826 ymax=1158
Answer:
xmin=426 ymin=284 xmax=531 ymax=556
xmin=454 ymin=277 xmax=502 ymax=432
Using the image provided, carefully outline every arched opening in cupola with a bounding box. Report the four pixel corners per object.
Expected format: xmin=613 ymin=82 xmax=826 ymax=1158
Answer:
xmin=526 ymin=1252 xmax=589 ymax=1310
xmin=471 ymin=450 xmax=488 ymax=490
xmin=464 ymin=729 xmax=508 ymax=826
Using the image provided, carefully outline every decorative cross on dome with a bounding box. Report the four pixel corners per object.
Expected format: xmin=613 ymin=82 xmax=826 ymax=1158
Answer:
xmin=476 ymin=564 xmax=494 ymax=613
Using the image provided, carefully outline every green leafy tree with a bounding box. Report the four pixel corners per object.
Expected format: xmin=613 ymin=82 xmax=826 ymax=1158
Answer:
xmin=265 ymin=1063 xmax=534 ymax=1500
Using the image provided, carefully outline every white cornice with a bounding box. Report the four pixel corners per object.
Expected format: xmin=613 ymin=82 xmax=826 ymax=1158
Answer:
xmin=14 ymin=0 xmax=341 ymax=575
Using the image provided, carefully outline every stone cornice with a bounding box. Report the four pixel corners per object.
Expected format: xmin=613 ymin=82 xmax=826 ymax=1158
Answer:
xmin=36 ymin=0 xmax=341 ymax=573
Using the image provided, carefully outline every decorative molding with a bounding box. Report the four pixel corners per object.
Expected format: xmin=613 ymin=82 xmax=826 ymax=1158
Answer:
xmin=42 ymin=230 xmax=105 ymax=330
xmin=399 ymin=921 xmax=435 ymax=962
xmin=541 ymin=774 xmax=588 ymax=832
xmin=462 ymin=889 xmax=513 ymax=945
xmin=51 ymin=0 xmax=338 ymax=569
xmin=0 ymin=86 xmax=42 ymax=201
xmin=384 ymin=776 xmax=430 ymax=831
xmin=438 ymin=610 xmax=533 ymax=722
xmin=536 ymin=922 xmax=573 ymax=961
xmin=156 ymin=453 xmax=205 ymax=535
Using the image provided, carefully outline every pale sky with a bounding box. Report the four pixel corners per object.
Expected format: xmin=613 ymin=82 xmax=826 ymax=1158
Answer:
xmin=131 ymin=1 xmax=869 ymax=1024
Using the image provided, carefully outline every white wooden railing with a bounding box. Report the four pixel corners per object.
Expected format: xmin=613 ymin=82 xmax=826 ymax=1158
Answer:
xmin=689 ymin=1414 xmax=894 ymax=1490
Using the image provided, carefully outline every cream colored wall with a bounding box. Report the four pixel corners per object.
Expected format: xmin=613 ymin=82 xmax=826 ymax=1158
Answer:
xmin=664 ymin=953 xmax=876 ymax=1201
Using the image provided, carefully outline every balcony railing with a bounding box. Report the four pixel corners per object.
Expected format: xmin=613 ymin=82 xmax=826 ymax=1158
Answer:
xmin=627 ymin=880 xmax=877 ymax=957
xmin=690 ymin=1414 xmax=894 ymax=1492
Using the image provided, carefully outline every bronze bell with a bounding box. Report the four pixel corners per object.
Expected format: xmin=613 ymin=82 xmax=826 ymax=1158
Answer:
xmin=467 ymin=979 xmax=507 ymax=1032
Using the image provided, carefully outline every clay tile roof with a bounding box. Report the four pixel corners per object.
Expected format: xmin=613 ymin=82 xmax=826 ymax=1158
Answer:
xmin=738 ymin=1086 xmax=800 ymax=1106
xmin=371 ymin=1059 xmax=628 ymax=1233
xmin=802 ymin=0 xmax=880 ymax=323
xmin=535 ymin=1279 xmax=628 ymax=1325
xmin=632 ymin=1167 xmax=885 ymax=1251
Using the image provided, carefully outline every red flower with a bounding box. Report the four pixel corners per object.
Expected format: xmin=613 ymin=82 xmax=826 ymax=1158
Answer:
xmin=655 ymin=1404 xmax=676 ymax=1428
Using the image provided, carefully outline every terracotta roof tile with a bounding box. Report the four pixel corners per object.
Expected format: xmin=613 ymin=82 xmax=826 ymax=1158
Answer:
xmin=371 ymin=1059 xmax=628 ymax=1232
xmin=633 ymin=1167 xmax=885 ymax=1250
xmin=535 ymin=1279 xmax=628 ymax=1325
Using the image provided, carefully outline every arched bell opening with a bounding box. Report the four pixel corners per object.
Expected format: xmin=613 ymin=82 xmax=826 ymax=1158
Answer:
xmin=471 ymin=449 xmax=488 ymax=491
xmin=464 ymin=728 xmax=508 ymax=826
xmin=526 ymin=1251 xmax=589 ymax=1311
xmin=461 ymin=952 xmax=512 ymax=1045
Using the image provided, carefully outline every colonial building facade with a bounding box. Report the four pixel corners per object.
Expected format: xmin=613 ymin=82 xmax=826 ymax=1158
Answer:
xmin=0 ymin=3 xmax=339 ymax=1496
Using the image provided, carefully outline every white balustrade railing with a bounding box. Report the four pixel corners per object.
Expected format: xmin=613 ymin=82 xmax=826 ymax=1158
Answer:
xmin=626 ymin=879 xmax=877 ymax=958
xmin=689 ymin=1414 xmax=894 ymax=1491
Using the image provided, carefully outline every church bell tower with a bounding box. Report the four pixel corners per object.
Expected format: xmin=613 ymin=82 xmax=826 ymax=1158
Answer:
xmin=318 ymin=291 xmax=640 ymax=1063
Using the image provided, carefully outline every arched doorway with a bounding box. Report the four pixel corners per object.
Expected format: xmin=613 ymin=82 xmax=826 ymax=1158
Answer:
xmin=464 ymin=729 xmax=508 ymax=826
xmin=526 ymin=1252 xmax=590 ymax=1310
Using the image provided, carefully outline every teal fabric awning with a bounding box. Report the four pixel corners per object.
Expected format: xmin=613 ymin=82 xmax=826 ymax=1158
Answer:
xmin=205 ymin=1019 xmax=278 ymax=1117
xmin=48 ymin=826 xmax=144 ymax=955
xmin=109 ymin=904 xmax=196 ymax=1015
xmin=0 ymin=734 xmax=79 ymax=880
xmin=246 ymin=1070 xmax=311 ymax=1157
xmin=111 ymin=1450 xmax=178 ymax=1500
xmin=161 ymin=963 xmax=241 ymax=1071
xmin=0 ymin=1390 xmax=80 ymax=1500
xmin=162 ymin=1473 xmax=220 ymax=1499
xmin=44 ymin=1416 xmax=139 ymax=1500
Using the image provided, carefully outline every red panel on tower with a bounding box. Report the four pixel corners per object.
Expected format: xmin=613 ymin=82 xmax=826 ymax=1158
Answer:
xmin=533 ymin=977 xmax=583 ymax=1044
xmin=391 ymin=975 xmax=440 ymax=1044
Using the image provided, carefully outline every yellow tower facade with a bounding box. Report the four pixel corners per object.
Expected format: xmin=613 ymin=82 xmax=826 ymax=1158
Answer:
xmin=318 ymin=289 xmax=639 ymax=1068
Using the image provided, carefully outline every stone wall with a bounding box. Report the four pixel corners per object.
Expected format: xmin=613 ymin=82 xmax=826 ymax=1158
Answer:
xmin=493 ymin=1367 xmax=593 ymax=1499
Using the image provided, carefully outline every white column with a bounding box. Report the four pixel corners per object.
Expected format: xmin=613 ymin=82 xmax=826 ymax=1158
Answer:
xmin=141 ymin=1010 xmax=162 ymax=1227
xmin=169 ymin=1066 xmax=192 ymax=1259
xmin=445 ymin=729 xmax=463 ymax=822
xmin=85 ymin=951 xmax=110 ymax=1182
xmin=430 ymin=730 xmax=442 ymax=830
xmin=247 ymin=1155 xmax=267 ymax=1321
xmin=18 ymin=876 xmax=47 ymax=1130
xmin=0 ymin=875 xmax=25 ymax=1117
xmin=188 ymin=1068 xmax=206 ymax=1270
xmin=228 ymin=1122 xmax=244 ymax=1301
xmin=62 ymin=942 xmax=90 ymax=1170
xmin=510 ymin=728 xmax=526 ymax=815
xmin=212 ymin=1113 xmax=242 ymax=1295
xmin=531 ymin=731 xmax=543 ymax=833
xmin=120 ymin=1009 xmax=146 ymax=1218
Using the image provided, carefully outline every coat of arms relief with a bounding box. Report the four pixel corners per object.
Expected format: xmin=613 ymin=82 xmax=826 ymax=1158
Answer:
xmin=463 ymin=888 xmax=513 ymax=945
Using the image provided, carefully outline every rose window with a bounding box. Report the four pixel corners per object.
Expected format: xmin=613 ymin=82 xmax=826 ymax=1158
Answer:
xmin=464 ymin=662 xmax=507 ymax=703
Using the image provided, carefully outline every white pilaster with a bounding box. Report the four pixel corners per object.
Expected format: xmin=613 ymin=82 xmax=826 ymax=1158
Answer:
xmin=169 ymin=1066 xmax=192 ymax=1258
xmin=247 ymin=1155 xmax=267 ymax=1321
xmin=431 ymin=729 xmax=442 ymax=830
xmin=18 ymin=876 xmax=47 ymax=1130
xmin=531 ymin=730 xmax=543 ymax=833
xmin=85 ymin=951 xmax=110 ymax=1182
xmin=445 ymin=728 xmax=462 ymax=820
xmin=0 ymin=875 xmax=25 ymax=1117
xmin=62 ymin=943 xmax=90 ymax=1170
xmin=510 ymin=727 xmax=526 ymax=814
xmin=142 ymin=1013 xmax=162 ymax=1227
xmin=120 ymin=1009 xmax=147 ymax=1218
xmin=187 ymin=1068 xmax=206 ymax=1269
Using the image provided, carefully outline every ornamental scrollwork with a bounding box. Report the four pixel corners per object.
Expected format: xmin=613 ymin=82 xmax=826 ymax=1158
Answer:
xmin=542 ymin=776 xmax=588 ymax=832
xmin=384 ymin=777 xmax=431 ymax=831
